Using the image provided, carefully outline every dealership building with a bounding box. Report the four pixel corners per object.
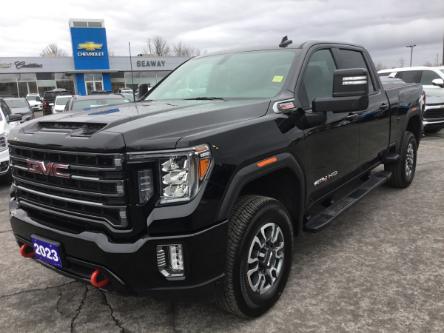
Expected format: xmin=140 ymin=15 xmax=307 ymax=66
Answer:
xmin=0 ymin=19 xmax=188 ymax=97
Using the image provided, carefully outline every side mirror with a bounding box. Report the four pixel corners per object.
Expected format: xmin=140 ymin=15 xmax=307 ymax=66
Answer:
xmin=7 ymin=114 xmax=22 ymax=123
xmin=312 ymin=68 xmax=369 ymax=113
xmin=432 ymin=78 xmax=444 ymax=88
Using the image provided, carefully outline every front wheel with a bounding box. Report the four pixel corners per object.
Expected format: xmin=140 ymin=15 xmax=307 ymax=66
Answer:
xmin=217 ymin=195 xmax=294 ymax=317
xmin=385 ymin=131 xmax=417 ymax=188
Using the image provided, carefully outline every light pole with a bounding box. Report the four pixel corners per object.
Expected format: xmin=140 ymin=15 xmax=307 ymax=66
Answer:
xmin=406 ymin=44 xmax=416 ymax=67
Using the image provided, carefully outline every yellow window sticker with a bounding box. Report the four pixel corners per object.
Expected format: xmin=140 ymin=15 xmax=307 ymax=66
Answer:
xmin=272 ymin=75 xmax=284 ymax=83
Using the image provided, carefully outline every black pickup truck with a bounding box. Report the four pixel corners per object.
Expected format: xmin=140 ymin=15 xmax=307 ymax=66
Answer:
xmin=9 ymin=41 xmax=422 ymax=317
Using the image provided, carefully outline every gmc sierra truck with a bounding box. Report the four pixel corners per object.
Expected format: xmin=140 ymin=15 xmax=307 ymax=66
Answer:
xmin=9 ymin=41 xmax=423 ymax=318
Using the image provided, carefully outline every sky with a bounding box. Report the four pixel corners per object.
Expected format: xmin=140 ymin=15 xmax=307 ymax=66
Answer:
xmin=1 ymin=0 xmax=443 ymax=68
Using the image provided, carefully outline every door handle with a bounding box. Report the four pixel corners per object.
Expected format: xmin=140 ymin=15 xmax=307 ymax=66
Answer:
xmin=379 ymin=103 xmax=389 ymax=111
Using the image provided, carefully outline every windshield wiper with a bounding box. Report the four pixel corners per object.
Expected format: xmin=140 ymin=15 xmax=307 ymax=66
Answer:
xmin=184 ymin=97 xmax=225 ymax=101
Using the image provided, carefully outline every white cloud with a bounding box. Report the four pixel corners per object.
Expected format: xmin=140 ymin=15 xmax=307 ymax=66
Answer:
xmin=0 ymin=0 xmax=443 ymax=66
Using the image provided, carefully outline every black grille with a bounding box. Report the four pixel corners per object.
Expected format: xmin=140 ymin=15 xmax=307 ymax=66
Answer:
xmin=0 ymin=135 xmax=6 ymax=150
xmin=10 ymin=145 xmax=129 ymax=230
xmin=424 ymin=107 xmax=444 ymax=120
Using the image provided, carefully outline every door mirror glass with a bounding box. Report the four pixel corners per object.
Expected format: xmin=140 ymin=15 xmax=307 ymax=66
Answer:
xmin=332 ymin=68 xmax=369 ymax=97
xmin=431 ymin=78 xmax=444 ymax=88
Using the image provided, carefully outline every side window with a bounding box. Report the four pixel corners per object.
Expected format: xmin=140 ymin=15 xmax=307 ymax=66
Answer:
xmin=420 ymin=70 xmax=441 ymax=85
xmin=335 ymin=49 xmax=375 ymax=91
xmin=395 ymin=71 xmax=421 ymax=83
xmin=299 ymin=49 xmax=336 ymax=108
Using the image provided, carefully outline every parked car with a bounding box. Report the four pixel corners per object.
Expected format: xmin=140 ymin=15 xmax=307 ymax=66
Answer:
xmin=64 ymin=94 xmax=130 ymax=111
xmin=3 ymin=97 xmax=33 ymax=122
xmin=378 ymin=66 xmax=444 ymax=133
xmin=42 ymin=88 xmax=70 ymax=115
xmin=53 ymin=95 xmax=72 ymax=113
xmin=26 ymin=94 xmax=42 ymax=112
xmin=9 ymin=41 xmax=423 ymax=318
xmin=0 ymin=98 xmax=24 ymax=180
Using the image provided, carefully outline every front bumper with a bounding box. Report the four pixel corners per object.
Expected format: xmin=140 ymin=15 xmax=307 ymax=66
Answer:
xmin=10 ymin=199 xmax=227 ymax=295
xmin=423 ymin=104 xmax=444 ymax=129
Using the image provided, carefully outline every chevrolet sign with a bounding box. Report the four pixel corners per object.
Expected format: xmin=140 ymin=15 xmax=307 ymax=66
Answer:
xmin=77 ymin=41 xmax=104 ymax=57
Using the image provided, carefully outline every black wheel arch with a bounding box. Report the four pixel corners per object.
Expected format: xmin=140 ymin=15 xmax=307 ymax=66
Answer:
xmin=216 ymin=153 xmax=306 ymax=236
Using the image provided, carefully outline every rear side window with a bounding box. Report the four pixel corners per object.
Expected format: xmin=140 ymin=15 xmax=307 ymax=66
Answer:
xmin=420 ymin=70 xmax=441 ymax=85
xmin=335 ymin=49 xmax=375 ymax=91
xmin=299 ymin=49 xmax=337 ymax=107
xmin=395 ymin=71 xmax=421 ymax=83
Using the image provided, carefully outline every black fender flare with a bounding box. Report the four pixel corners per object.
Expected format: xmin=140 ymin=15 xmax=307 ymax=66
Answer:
xmin=216 ymin=152 xmax=306 ymax=234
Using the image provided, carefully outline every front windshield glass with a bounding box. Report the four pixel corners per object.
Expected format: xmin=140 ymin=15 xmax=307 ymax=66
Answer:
xmin=5 ymin=98 xmax=28 ymax=108
xmin=72 ymin=98 xmax=127 ymax=111
xmin=147 ymin=50 xmax=299 ymax=100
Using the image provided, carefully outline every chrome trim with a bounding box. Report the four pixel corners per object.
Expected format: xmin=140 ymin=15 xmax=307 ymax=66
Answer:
xmin=423 ymin=119 xmax=444 ymax=125
xmin=8 ymin=145 xmax=123 ymax=170
xmin=11 ymin=163 xmax=123 ymax=184
xmin=18 ymin=199 xmax=127 ymax=229
xmin=14 ymin=176 xmax=124 ymax=198
xmin=127 ymin=147 xmax=195 ymax=161
xmin=16 ymin=185 xmax=125 ymax=209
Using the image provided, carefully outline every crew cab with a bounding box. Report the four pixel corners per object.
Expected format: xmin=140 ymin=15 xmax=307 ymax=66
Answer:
xmin=9 ymin=41 xmax=422 ymax=317
xmin=379 ymin=66 xmax=444 ymax=133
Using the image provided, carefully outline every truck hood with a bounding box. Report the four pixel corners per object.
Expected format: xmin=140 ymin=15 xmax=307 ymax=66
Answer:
xmin=10 ymin=99 xmax=270 ymax=151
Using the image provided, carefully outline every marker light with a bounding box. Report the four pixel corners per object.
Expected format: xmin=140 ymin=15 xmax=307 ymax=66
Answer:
xmin=137 ymin=169 xmax=154 ymax=204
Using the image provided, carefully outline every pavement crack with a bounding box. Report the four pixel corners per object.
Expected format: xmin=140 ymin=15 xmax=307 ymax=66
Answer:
xmin=100 ymin=290 xmax=125 ymax=332
xmin=70 ymin=284 xmax=88 ymax=333
xmin=0 ymin=229 xmax=12 ymax=234
xmin=0 ymin=280 xmax=76 ymax=300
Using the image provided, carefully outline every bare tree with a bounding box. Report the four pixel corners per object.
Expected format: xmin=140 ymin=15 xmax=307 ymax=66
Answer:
xmin=143 ymin=36 xmax=170 ymax=56
xmin=40 ymin=43 xmax=67 ymax=57
xmin=173 ymin=42 xmax=200 ymax=57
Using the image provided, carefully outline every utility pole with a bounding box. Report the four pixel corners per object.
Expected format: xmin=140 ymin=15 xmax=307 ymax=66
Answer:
xmin=406 ymin=44 xmax=416 ymax=67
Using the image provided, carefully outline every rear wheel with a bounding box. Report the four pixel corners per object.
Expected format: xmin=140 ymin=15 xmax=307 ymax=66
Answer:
xmin=385 ymin=131 xmax=417 ymax=188
xmin=218 ymin=195 xmax=293 ymax=317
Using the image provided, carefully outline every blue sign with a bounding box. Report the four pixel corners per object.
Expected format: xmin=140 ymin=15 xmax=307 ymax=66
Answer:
xmin=70 ymin=27 xmax=110 ymax=70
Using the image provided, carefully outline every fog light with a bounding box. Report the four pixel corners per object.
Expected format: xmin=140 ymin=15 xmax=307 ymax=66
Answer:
xmin=156 ymin=244 xmax=185 ymax=280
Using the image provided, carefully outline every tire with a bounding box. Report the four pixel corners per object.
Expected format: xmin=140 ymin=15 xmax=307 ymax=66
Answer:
xmin=217 ymin=195 xmax=294 ymax=318
xmin=385 ymin=131 xmax=417 ymax=188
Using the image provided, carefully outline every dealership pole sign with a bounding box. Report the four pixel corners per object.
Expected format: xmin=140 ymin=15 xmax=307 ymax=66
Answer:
xmin=70 ymin=27 xmax=110 ymax=70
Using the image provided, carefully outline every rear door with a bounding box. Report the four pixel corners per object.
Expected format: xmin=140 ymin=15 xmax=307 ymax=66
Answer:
xmin=333 ymin=47 xmax=390 ymax=166
xmin=298 ymin=48 xmax=360 ymax=200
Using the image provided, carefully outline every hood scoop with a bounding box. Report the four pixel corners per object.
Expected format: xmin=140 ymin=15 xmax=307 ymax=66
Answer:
xmin=26 ymin=121 xmax=107 ymax=137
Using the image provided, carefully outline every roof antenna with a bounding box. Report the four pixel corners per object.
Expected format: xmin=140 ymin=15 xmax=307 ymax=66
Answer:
xmin=279 ymin=36 xmax=292 ymax=48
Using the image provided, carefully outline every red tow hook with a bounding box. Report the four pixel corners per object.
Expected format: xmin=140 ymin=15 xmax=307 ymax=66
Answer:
xmin=90 ymin=269 xmax=110 ymax=288
xmin=19 ymin=244 xmax=35 ymax=258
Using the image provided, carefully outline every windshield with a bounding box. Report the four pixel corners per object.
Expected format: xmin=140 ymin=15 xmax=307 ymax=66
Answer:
xmin=26 ymin=95 xmax=41 ymax=102
xmin=5 ymin=99 xmax=28 ymax=108
xmin=147 ymin=50 xmax=299 ymax=100
xmin=56 ymin=96 xmax=71 ymax=105
xmin=72 ymin=97 xmax=127 ymax=111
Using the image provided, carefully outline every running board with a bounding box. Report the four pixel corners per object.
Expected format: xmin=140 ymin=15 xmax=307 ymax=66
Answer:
xmin=304 ymin=171 xmax=392 ymax=232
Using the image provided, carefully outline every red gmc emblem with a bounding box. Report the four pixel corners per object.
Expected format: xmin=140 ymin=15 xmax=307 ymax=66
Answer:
xmin=26 ymin=159 xmax=70 ymax=178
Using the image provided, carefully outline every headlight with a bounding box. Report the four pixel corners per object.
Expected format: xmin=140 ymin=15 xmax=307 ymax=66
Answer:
xmin=0 ymin=134 xmax=7 ymax=151
xmin=159 ymin=144 xmax=212 ymax=204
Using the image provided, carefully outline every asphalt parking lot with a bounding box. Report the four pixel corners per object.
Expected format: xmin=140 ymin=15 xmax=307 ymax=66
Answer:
xmin=0 ymin=132 xmax=443 ymax=333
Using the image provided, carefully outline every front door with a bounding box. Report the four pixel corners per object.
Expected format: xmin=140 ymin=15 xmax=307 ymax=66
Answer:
xmin=298 ymin=48 xmax=360 ymax=201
